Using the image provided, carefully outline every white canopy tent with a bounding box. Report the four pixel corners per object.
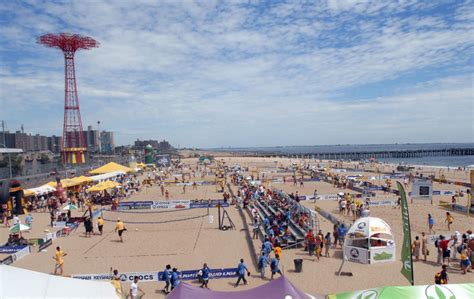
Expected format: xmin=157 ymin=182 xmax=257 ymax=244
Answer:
xmin=89 ymin=170 xmax=126 ymax=182
xmin=26 ymin=184 xmax=56 ymax=196
xmin=343 ymin=217 xmax=396 ymax=264
xmin=0 ymin=265 xmax=119 ymax=298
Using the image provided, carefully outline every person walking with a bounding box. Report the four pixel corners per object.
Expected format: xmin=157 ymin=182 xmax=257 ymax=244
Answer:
xmin=130 ymin=276 xmax=145 ymax=299
xmin=53 ymin=246 xmax=67 ymax=276
xmin=161 ymin=264 xmax=172 ymax=294
xmin=171 ymin=268 xmax=181 ymax=290
xmin=270 ymin=255 xmax=283 ymax=280
xmin=200 ymin=263 xmax=210 ymax=289
xmin=258 ymin=252 xmax=269 ymax=278
xmin=235 ymin=258 xmax=250 ymax=287
xmin=115 ymin=218 xmax=126 ymax=242
xmin=428 ymin=214 xmax=435 ymax=234
xmin=460 ymin=246 xmax=472 ymax=274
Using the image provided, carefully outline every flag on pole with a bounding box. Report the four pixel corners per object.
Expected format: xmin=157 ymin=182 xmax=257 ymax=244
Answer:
xmin=397 ymin=182 xmax=414 ymax=285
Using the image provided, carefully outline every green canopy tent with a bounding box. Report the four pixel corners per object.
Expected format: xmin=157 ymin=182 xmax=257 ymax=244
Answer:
xmin=328 ymin=283 xmax=474 ymax=299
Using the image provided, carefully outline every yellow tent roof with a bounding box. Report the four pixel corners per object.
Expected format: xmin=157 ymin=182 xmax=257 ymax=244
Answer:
xmin=46 ymin=178 xmax=80 ymax=189
xmin=24 ymin=189 xmax=35 ymax=197
xmin=72 ymin=176 xmax=94 ymax=184
xmin=89 ymin=162 xmax=133 ymax=175
xmin=88 ymin=180 xmax=121 ymax=192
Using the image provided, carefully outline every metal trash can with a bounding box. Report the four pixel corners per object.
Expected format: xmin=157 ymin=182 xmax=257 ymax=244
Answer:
xmin=294 ymin=258 xmax=303 ymax=273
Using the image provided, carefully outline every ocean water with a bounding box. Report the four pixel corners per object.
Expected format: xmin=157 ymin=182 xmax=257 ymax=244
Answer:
xmin=212 ymin=143 xmax=474 ymax=167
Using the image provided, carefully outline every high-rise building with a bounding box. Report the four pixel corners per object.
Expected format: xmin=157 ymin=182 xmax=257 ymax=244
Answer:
xmin=100 ymin=131 xmax=115 ymax=154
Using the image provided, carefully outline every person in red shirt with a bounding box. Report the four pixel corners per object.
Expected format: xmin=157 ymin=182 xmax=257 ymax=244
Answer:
xmin=439 ymin=236 xmax=451 ymax=265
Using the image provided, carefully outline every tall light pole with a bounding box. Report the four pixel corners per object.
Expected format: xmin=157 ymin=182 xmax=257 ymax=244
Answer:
xmin=0 ymin=144 xmax=13 ymax=179
xmin=97 ymin=120 xmax=101 ymax=154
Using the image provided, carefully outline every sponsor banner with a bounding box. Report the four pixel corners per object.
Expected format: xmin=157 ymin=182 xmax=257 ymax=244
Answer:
xmin=73 ymin=271 xmax=157 ymax=282
xmin=72 ymin=268 xmax=238 ymax=283
xmin=343 ymin=245 xmax=369 ymax=264
xmin=368 ymin=200 xmax=397 ymax=207
xmin=190 ymin=200 xmax=229 ymax=208
xmin=0 ymin=245 xmax=28 ymax=254
xmin=315 ymin=194 xmax=340 ymax=201
xmin=152 ymin=200 xmax=190 ymax=210
xmin=38 ymin=238 xmax=53 ymax=252
xmin=439 ymin=200 xmax=474 ymax=214
xmin=432 ymin=190 xmax=455 ymax=195
xmin=53 ymin=221 xmax=67 ymax=228
xmin=366 ymin=186 xmax=384 ymax=191
xmin=1 ymin=255 xmax=14 ymax=265
xmin=158 ymin=268 xmax=238 ymax=281
xmin=12 ymin=245 xmax=31 ymax=262
xmin=118 ymin=201 xmax=154 ymax=210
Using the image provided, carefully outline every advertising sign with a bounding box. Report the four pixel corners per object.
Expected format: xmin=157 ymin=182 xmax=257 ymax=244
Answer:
xmin=397 ymin=182 xmax=414 ymax=285
xmin=38 ymin=239 xmax=53 ymax=252
xmin=152 ymin=200 xmax=190 ymax=210
xmin=0 ymin=245 xmax=28 ymax=254
xmin=411 ymin=179 xmax=432 ymax=201
xmin=368 ymin=200 xmax=396 ymax=207
xmin=157 ymin=268 xmax=238 ymax=281
xmin=12 ymin=246 xmax=31 ymax=262
xmin=118 ymin=201 xmax=154 ymax=210
xmin=343 ymin=245 xmax=369 ymax=264
xmin=370 ymin=246 xmax=396 ymax=264
xmin=1 ymin=255 xmax=13 ymax=265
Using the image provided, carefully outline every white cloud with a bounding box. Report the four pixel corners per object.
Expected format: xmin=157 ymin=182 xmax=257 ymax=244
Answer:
xmin=0 ymin=0 xmax=472 ymax=147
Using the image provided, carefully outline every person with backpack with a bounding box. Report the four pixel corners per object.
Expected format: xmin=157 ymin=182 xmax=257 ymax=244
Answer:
xmin=435 ymin=265 xmax=448 ymax=284
xmin=161 ymin=264 xmax=172 ymax=294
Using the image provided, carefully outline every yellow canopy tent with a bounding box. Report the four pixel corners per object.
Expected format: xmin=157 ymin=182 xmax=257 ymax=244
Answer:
xmin=23 ymin=189 xmax=35 ymax=197
xmin=88 ymin=180 xmax=121 ymax=192
xmin=89 ymin=162 xmax=133 ymax=175
xmin=72 ymin=176 xmax=94 ymax=184
xmin=136 ymin=162 xmax=146 ymax=168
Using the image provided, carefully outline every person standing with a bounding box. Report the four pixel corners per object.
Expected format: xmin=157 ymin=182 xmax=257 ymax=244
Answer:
xmin=460 ymin=246 xmax=472 ymax=274
xmin=97 ymin=216 xmax=104 ymax=235
xmin=412 ymin=236 xmax=421 ymax=261
xmin=270 ymin=255 xmax=283 ymax=280
xmin=428 ymin=214 xmax=435 ymax=234
xmin=421 ymin=232 xmax=428 ymax=262
xmin=25 ymin=213 xmax=33 ymax=229
xmin=162 ymin=264 xmax=172 ymax=294
xmin=130 ymin=276 xmax=145 ymax=299
xmin=115 ymin=219 xmax=126 ymax=242
xmin=252 ymin=218 xmax=259 ymax=240
xmin=200 ymin=263 xmax=210 ymax=289
xmin=84 ymin=217 xmax=93 ymax=238
xmin=235 ymin=258 xmax=250 ymax=287
xmin=53 ymin=246 xmax=67 ymax=276
xmin=324 ymin=232 xmax=332 ymax=257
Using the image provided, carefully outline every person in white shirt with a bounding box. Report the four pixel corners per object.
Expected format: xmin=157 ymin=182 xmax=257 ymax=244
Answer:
xmin=13 ymin=215 xmax=20 ymax=225
xmin=130 ymin=276 xmax=144 ymax=299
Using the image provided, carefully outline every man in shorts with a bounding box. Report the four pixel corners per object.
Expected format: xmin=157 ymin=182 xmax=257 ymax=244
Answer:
xmin=130 ymin=276 xmax=145 ymax=299
xmin=115 ymin=218 xmax=125 ymax=242
xmin=52 ymin=246 xmax=67 ymax=275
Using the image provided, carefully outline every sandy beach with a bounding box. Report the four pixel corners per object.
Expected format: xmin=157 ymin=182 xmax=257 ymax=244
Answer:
xmin=2 ymin=156 xmax=473 ymax=297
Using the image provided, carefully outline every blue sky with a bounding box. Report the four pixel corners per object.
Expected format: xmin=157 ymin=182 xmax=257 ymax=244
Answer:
xmin=0 ymin=0 xmax=473 ymax=147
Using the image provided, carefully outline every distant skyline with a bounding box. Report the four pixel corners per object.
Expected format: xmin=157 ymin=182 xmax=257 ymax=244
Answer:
xmin=1 ymin=1 xmax=473 ymax=147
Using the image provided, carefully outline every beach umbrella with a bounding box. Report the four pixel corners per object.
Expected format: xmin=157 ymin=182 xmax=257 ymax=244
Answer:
xmin=63 ymin=204 xmax=78 ymax=211
xmin=9 ymin=223 xmax=30 ymax=234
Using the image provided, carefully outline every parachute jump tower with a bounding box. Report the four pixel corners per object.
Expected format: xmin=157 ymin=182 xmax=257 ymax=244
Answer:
xmin=38 ymin=33 xmax=99 ymax=164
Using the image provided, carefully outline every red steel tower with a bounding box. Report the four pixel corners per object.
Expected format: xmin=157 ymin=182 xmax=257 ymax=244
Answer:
xmin=38 ymin=33 xmax=99 ymax=164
